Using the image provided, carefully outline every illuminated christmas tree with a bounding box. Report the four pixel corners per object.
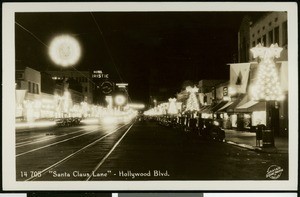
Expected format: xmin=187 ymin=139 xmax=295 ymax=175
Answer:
xmin=185 ymin=86 xmax=200 ymax=112
xmin=251 ymin=43 xmax=284 ymax=101
xmin=167 ymin=98 xmax=178 ymax=115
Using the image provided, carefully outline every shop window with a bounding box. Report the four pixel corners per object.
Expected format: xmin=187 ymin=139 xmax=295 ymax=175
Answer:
xmin=244 ymin=113 xmax=251 ymax=129
xmin=252 ymin=111 xmax=266 ymax=126
xmin=282 ymin=21 xmax=288 ymax=46
xmin=231 ymin=114 xmax=237 ymax=128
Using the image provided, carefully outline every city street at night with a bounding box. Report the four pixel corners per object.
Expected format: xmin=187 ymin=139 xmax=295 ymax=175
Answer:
xmin=16 ymin=118 xmax=288 ymax=181
xmin=2 ymin=3 xmax=297 ymax=190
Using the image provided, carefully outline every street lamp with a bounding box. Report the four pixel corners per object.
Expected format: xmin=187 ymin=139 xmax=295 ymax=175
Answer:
xmin=115 ymin=95 xmax=126 ymax=111
xmin=153 ymin=99 xmax=157 ymax=107
xmin=250 ymin=43 xmax=284 ymax=147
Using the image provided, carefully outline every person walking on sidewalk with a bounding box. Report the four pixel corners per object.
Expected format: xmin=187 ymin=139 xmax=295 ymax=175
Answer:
xmin=256 ymin=123 xmax=265 ymax=147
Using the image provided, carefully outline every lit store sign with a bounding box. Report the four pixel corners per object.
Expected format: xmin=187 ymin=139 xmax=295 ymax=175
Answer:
xmin=92 ymin=70 xmax=109 ymax=79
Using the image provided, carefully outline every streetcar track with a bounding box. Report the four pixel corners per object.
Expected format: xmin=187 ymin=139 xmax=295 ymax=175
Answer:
xmin=16 ymin=134 xmax=53 ymax=143
xmin=25 ymin=122 xmax=133 ymax=181
xmin=16 ymin=135 xmax=56 ymax=146
xmin=16 ymin=127 xmax=98 ymax=147
xmin=86 ymin=122 xmax=134 ymax=181
xmin=16 ymin=126 xmax=94 ymax=143
xmin=16 ymin=124 xmax=118 ymax=157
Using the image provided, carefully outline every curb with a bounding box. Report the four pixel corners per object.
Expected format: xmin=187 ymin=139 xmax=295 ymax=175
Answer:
xmin=225 ymin=140 xmax=284 ymax=154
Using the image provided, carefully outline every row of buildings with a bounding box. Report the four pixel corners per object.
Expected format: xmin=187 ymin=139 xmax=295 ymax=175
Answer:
xmin=15 ymin=67 xmax=124 ymax=121
xmin=174 ymin=12 xmax=289 ymax=136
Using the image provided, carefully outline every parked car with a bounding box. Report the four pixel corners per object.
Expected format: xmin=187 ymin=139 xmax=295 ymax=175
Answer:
xmin=55 ymin=117 xmax=82 ymax=127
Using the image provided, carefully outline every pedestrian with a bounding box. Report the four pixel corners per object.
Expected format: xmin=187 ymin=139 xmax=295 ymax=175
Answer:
xmin=256 ymin=122 xmax=265 ymax=147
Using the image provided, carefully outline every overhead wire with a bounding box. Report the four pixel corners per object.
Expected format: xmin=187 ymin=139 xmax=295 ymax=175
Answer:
xmin=15 ymin=21 xmax=48 ymax=48
xmin=90 ymin=12 xmax=132 ymax=103
xmin=90 ymin=12 xmax=124 ymax=83
xmin=15 ymin=20 xmax=96 ymax=86
xmin=17 ymin=16 xmax=133 ymax=104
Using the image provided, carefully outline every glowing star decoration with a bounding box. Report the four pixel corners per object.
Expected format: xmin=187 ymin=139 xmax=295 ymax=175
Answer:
xmin=251 ymin=43 xmax=284 ymax=101
xmin=167 ymin=98 xmax=178 ymax=115
xmin=185 ymin=86 xmax=200 ymax=112
xmin=49 ymin=35 xmax=81 ymax=67
xmin=250 ymin=43 xmax=266 ymax=59
xmin=269 ymin=43 xmax=283 ymax=58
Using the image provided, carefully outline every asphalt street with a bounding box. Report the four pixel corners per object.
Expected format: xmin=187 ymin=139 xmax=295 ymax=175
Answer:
xmin=16 ymin=119 xmax=288 ymax=181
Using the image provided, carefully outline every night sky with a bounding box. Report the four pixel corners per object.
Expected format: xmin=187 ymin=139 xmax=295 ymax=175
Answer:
xmin=15 ymin=12 xmax=265 ymax=103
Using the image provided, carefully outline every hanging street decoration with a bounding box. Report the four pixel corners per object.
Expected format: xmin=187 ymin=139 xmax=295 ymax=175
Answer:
xmin=185 ymin=86 xmax=200 ymax=112
xmin=49 ymin=34 xmax=81 ymax=67
xmin=167 ymin=98 xmax=178 ymax=115
xmin=250 ymin=43 xmax=284 ymax=101
xmin=229 ymin=63 xmax=251 ymax=94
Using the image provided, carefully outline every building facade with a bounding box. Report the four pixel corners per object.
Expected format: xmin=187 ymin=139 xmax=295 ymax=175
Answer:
xmin=238 ymin=15 xmax=251 ymax=63
xmin=16 ymin=67 xmax=86 ymax=121
xmin=234 ymin=12 xmax=288 ymax=136
xmin=238 ymin=12 xmax=288 ymax=62
xmin=16 ymin=67 xmax=52 ymax=120
xmin=47 ymin=70 xmax=94 ymax=104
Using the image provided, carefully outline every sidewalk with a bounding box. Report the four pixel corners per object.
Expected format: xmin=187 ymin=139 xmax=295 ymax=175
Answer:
xmin=224 ymin=129 xmax=288 ymax=154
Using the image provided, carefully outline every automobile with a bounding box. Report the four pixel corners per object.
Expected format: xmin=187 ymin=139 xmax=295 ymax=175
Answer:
xmin=55 ymin=117 xmax=82 ymax=127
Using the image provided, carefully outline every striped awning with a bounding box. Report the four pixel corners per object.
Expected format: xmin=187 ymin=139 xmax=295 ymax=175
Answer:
xmin=236 ymin=100 xmax=258 ymax=109
xmin=217 ymin=101 xmax=234 ymax=112
xmin=211 ymin=101 xmax=228 ymax=112
xmin=199 ymin=105 xmax=212 ymax=113
xmin=235 ymin=101 xmax=266 ymax=112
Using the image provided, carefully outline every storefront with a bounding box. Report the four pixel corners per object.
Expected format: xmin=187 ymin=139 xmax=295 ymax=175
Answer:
xmin=226 ymin=94 xmax=246 ymax=130
xmin=216 ymin=101 xmax=234 ymax=129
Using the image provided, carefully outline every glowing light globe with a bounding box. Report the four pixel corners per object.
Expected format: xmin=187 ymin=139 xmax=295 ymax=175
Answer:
xmin=49 ymin=35 xmax=81 ymax=67
xmin=115 ymin=95 xmax=126 ymax=106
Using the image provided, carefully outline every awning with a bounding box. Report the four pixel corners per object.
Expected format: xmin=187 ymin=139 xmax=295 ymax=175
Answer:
xmin=216 ymin=101 xmax=234 ymax=112
xmin=226 ymin=94 xmax=246 ymax=113
xmin=199 ymin=101 xmax=227 ymax=114
xmin=199 ymin=105 xmax=212 ymax=113
xmin=211 ymin=101 xmax=228 ymax=112
xmin=235 ymin=101 xmax=266 ymax=112
xmin=236 ymin=100 xmax=258 ymax=109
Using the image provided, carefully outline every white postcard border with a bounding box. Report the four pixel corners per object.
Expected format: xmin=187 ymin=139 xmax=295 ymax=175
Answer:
xmin=2 ymin=2 xmax=298 ymax=191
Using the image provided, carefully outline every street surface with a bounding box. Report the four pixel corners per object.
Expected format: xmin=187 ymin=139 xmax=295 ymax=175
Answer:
xmin=16 ymin=119 xmax=288 ymax=181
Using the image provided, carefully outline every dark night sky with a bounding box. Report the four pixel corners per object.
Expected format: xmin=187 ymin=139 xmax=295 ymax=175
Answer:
xmin=15 ymin=12 xmax=265 ymax=103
